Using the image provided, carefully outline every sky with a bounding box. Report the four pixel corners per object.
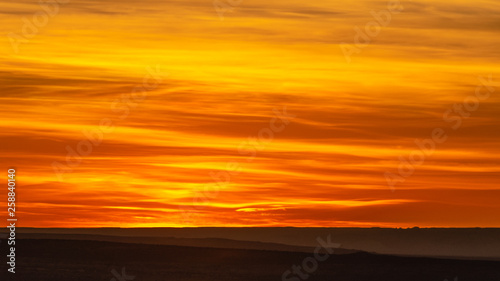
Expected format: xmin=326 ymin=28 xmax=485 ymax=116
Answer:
xmin=0 ymin=0 xmax=499 ymax=228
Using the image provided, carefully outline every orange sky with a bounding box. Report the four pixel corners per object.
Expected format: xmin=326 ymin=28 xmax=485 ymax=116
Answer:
xmin=0 ymin=0 xmax=499 ymax=228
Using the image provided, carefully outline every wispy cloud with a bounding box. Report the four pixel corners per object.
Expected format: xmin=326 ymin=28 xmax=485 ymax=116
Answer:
xmin=0 ymin=0 xmax=499 ymax=227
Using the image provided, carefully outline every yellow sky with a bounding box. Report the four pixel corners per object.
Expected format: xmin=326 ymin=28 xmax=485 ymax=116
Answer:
xmin=0 ymin=0 xmax=499 ymax=227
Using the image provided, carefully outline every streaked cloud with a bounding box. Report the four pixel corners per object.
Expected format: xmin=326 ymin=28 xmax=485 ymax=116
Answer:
xmin=0 ymin=0 xmax=499 ymax=227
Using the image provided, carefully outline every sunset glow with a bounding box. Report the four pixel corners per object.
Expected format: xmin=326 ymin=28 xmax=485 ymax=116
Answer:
xmin=1 ymin=0 xmax=499 ymax=228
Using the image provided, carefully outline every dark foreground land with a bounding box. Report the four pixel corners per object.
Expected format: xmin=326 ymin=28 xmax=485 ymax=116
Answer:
xmin=2 ymin=239 xmax=500 ymax=281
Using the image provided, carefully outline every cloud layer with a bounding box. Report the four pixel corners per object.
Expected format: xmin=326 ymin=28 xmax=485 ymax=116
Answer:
xmin=0 ymin=0 xmax=499 ymax=227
